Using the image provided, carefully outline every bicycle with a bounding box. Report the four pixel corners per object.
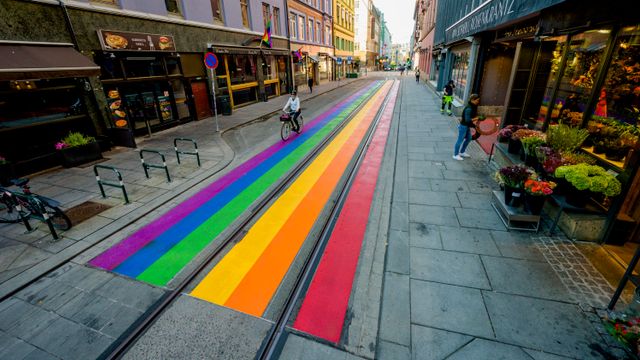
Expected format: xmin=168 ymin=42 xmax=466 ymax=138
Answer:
xmin=0 ymin=178 xmax=72 ymax=230
xmin=280 ymin=111 xmax=304 ymax=141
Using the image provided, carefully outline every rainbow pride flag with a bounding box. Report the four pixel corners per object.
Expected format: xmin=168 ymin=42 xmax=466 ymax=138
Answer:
xmin=261 ymin=19 xmax=272 ymax=48
xmin=293 ymin=48 xmax=303 ymax=62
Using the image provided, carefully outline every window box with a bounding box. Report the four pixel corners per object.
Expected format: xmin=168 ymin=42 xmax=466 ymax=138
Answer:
xmin=59 ymin=142 xmax=103 ymax=168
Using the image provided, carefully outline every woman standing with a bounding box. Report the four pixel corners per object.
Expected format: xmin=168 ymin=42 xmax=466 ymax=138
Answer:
xmin=453 ymin=94 xmax=480 ymax=161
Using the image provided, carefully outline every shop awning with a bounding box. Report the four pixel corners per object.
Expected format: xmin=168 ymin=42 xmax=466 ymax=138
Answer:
xmin=307 ymin=55 xmax=320 ymax=63
xmin=211 ymin=45 xmax=290 ymax=56
xmin=0 ymin=43 xmax=100 ymax=81
xmin=327 ymin=55 xmax=338 ymax=61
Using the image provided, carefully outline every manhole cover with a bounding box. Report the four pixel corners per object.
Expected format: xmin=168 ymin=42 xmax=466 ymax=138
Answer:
xmin=65 ymin=201 xmax=112 ymax=225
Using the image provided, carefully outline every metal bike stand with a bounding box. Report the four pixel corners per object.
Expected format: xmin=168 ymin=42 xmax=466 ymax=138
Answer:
xmin=139 ymin=150 xmax=171 ymax=183
xmin=94 ymin=165 xmax=130 ymax=204
xmin=29 ymin=196 xmax=59 ymax=240
xmin=174 ymin=138 xmax=201 ymax=167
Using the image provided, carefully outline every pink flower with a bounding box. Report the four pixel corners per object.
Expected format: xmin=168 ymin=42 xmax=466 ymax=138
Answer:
xmin=55 ymin=142 xmax=69 ymax=150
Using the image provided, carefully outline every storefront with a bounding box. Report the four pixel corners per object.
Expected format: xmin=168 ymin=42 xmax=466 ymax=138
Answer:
xmin=210 ymin=45 xmax=290 ymax=109
xmin=0 ymin=42 xmax=101 ymax=175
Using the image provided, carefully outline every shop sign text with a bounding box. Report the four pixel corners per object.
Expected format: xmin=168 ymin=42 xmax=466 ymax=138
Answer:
xmin=447 ymin=0 xmax=517 ymax=40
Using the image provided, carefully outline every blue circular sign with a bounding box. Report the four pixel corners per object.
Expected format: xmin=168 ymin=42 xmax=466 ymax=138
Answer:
xmin=204 ymin=52 xmax=218 ymax=69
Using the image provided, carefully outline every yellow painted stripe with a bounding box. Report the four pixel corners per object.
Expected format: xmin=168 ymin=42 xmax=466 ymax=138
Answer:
xmin=190 ymin=83 xmax=390 ymax=305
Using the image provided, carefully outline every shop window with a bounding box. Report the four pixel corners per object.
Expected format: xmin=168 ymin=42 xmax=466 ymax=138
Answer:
xmin=211 ymin=0 xmax=223 ymax=23
xmin=96 ymin=52 xmax=124 ymax=80
xmin=451 ymin=51 xmax=469 ymax=99
xmin=0 ymin=79 xmax=85 ymax=130
xmin=273 ymin=7 xmax=281 ymax=35
xmin=166 ymin=57 xmax=182 ymax=76
xmin=535 ymin=37 xmax=568 ymax=127
xmin=241 ymin=0 xmax=251 ymax=29
xmin=229 ymin=55 xmax=257 ymax=85
xmin=123 ymin=57 xmax=166 ymax=78
xmin=263 ymin=55 xmax=277 ymax=80
xmin=165 ymin=0 xmax=181 ymax=15
xmin=550 ymin=29 xmax=610 ymax=127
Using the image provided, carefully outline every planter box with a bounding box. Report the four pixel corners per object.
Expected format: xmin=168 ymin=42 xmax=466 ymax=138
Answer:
xmin=60 ymin=142 xmax=103 ymax=168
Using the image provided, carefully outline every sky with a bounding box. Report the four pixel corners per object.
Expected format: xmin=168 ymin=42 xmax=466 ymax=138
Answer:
xmin=374 ymin=0 xmax=415 ymax=45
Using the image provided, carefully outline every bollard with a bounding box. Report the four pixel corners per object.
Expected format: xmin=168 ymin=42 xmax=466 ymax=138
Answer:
xmin=94 ymin=165 xmax=129 ymax=204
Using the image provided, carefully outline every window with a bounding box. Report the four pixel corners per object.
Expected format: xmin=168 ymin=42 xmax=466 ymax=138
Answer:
xmin=240 ymin=0 xmax=250 ymax=29
xmin=210 ymin=0 xmax=223 ymax=22
xmin=229 ymin=54 xmax=257 ymax=85
xmin=325 ymin=25 xmax=331 ymax=45
xmin=337 ymin=5 xmax=341 ymax=24
xmin=325 ymin=0 xmax=330 ymax=14
xmin=262 ymin=3 xmax=271 ymax=30
xmin=308 ymin=18 xmax=314 ymax=43
xmin=165 ymin=0 xmax=181 ymax=14
xmin=298 ymin=15 xmax=305 ymax=41
xmin=273 ymin=7 xmax=281 ymax=35
xmin=289 ymin=13 xmax=297 ymax=39
xmin=316 ymin=21 xmax=321 ymax=43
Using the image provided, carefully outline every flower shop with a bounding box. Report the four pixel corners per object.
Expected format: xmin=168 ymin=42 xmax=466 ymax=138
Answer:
xmin=491 ymin=13 xmax=640 ymax=247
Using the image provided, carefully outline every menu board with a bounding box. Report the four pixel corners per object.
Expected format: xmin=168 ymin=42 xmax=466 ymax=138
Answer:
xmin=98 ymin=30 xmax=176 ymax=52
xmin=158 ymin=96 xmax=172 ymax=120
xmin=106 ymin=89 xmax=129 ymax=128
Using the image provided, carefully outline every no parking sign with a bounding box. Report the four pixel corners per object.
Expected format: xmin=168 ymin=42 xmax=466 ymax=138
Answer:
xmin=204 ymin=52 xmax=218 ymax=69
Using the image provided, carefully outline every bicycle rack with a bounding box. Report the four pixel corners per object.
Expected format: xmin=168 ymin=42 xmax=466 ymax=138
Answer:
xmin=29 ymin=196 xmax=59 ymax=240
xmin=140 ymin=149 xmax=171 ymax=183
xmin=174 ymin=138 xmax=201 ymax=167
xmin=94 ymin=165 xmax=130 ymax=204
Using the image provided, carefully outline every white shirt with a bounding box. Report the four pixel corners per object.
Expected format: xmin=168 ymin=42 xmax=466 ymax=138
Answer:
xmin=283 ymin=96 xmax=300 ymax=112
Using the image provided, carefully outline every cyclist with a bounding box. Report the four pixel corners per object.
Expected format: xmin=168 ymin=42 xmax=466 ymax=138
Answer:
xmin=283 ymin=90 xmax=301 ymax=133
xmin=442 ymin=80 xmax=455 ymax=116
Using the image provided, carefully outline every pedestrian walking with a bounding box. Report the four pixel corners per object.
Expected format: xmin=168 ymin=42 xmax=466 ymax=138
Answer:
xmin=415 ymin=69 xmax=420 ymax=82
xmin=441 ymin=80 xmax=455 ymax=115
xmin=308 ymin=77 xmax=314 ymax=94
xmin=453 ymin=94 xmax=480 ymax=161
xmin=400 ymin=67 xmax=404 ymax=76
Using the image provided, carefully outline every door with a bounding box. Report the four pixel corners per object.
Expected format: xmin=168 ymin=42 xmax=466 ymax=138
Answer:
xmin=191 ymin=81 xmax=212 ymax=120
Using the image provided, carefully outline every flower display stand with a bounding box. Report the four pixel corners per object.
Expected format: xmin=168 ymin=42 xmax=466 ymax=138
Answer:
xmin=491 ymin=190 xmax=541 ymax=232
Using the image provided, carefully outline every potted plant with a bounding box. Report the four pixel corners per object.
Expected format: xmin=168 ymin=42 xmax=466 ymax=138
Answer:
xmin=546 ymin=123 xmax=589 ymax=152
xmin=495 ymin=165 xmax=536 ymax=207
xmin=511 ymin=129 xmax=542 ymax=159
xmin=604 ymin=138 xmax=629 ymax=161
xmin=521 ymin=134 xmax=546 ymax=167
xmin=523 ymin=179 xmax=556 ymax=215
xmin=0 ymin=155 xmax=14 ymax=187
xmin=56 ymin=132 xmax=103 ymax=168
xmin=498 ymin=125 xmax=525 ymax=143
xmin=554 ymin=164 xmax=622 ymax=207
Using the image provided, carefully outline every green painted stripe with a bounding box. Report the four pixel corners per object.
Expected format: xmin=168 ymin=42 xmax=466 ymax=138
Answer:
xmin=136 ymin=83 xmax=383 ymax=286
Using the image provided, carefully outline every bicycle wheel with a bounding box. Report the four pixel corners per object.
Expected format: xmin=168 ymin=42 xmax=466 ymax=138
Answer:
xmin=297 ymin=116 xmax=304 ymax=133
xmin=281 ymin=121 xmax=291 ymax=141
xmin=0 ymin=195 xmax=24 ymax=223
xmin=42 ymin=203 xmax=72 ymax=230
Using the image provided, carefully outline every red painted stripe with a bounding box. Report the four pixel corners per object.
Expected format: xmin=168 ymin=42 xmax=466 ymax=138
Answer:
xmin=293 ymin=82 xmax=399 ymax=343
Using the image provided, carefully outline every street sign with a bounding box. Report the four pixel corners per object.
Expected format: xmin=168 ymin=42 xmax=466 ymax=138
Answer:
xmin=347 ymin=56 xmax=352 ymax=64
xmin=204 ymin=52 xmax=218 ymax=69
xmin=336 ymin=57 xmax=343 ymax=64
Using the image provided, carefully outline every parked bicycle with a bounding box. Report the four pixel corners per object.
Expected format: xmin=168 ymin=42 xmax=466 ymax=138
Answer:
xmin=0 ymin=178 xmax=72 ymax=230
xmin=280 ymin=111 xmax=304 ymax=141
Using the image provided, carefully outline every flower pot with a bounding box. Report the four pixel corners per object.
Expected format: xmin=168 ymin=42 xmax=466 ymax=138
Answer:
xmin=564 ymin=185 xmax=588 ymax=208
xmin=524 ymin=193 xmax=546 ymax=215
xmin=59 ymin=142 xmax=103 ymax=168
xmin=605 ymin=147 xmax=627 ymax=162
xmin=504 ymin=185 xmax=523 ymax=207
xmin=507 ymin=138 xmax=521 ymax=154
xmin=0 ymin=162 xmax=15 ymax=187
xmin=524 ymin=153 xmax=538 ymax=168
xmin=550 ymin=177 xmax=567 ymax=195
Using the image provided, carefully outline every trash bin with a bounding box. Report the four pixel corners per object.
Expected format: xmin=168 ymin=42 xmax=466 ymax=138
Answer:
xmin=218 ymin=95 xmax=232 ymax=116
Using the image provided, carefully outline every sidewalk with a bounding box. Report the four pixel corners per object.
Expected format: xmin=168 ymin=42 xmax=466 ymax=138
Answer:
xmin=375 ymin=77 xmax=625 ymax=359
xmin=0 ymin=78 xmax=358 ymax=300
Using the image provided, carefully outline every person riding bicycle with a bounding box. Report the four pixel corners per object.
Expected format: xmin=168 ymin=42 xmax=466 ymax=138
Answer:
xmin=283 ymin=90 xmax=301 ymax=133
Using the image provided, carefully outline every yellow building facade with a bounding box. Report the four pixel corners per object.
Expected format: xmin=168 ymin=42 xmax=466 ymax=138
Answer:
xmin=334 ymin=0 xmax=355 ymax=77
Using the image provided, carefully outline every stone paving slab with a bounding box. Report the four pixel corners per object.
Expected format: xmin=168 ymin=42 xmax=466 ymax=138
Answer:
xmin=410 ymin=280 xmax=494 ymax=338
xmin=447 ymin=338 xmax=533 ymax=360
xmin=379 ymin=272 xmax=410 ymax=346
xmin=377 ymin=340 xmax=410 ymax=360
xmin=440 ymin=227 xmax=501 ymax=256
xmin=410 ymin=247 xmax=491 ymax=289
xmin=409 ymin=204 xmax=459 ymax=227
xmin=408 ymin=222 xmax=443 ymax=249
xmin=490 ymin=230 xmax=546 ymax=262
xmin=455 ymin=207 xmax=505 ymax=230
xmin=408 ymin=189 xmax=461 ymax=207
xmin=483 ymin=291 xmax=604 ymax=359
xmin=279 ymin=334 xmax=365 ymax=360
xmin=410 ymin=325 xmax=473 ymax=360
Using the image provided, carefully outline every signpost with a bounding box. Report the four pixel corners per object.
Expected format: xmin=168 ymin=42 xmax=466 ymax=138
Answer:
xmin=204 ymin=52 xmax=220 ymax=132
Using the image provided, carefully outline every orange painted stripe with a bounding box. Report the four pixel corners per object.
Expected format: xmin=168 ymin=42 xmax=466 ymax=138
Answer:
xmin=222 ymin=85 xmax=391 ymax=316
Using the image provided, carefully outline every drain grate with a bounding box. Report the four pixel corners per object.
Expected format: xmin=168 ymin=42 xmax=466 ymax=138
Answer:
xmin=65 ymin=201 xmax=112 ymax=225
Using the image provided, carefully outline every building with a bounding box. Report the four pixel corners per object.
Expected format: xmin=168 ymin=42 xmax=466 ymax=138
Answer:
xmin=433 ymin=0 xmax=640 ymax=245
xmin=0 ymin=0 xmax=289 ymax=176
xmin=368 ymin=4 xmax=382 ymax=70
xmin=287 ymin=0 xmax=335 ymax=90
xmin=380 ymin=16 xmax=392 ymax=67
xmin=333 ymin=0 xmax=356 ymax=78
xmin=412 ymin=0 xmax=438 ymax=83
xmin=354 ymin=0 xmax=369 ymax=70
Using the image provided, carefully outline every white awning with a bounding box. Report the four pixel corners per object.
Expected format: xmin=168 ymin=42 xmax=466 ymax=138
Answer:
xmin=307 ymin=55 xmax=320 ymax=63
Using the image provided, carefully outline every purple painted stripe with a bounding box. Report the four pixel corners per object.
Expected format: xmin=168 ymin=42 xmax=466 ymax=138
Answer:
xmin=89 ymin=83 xmax=374 ymax=270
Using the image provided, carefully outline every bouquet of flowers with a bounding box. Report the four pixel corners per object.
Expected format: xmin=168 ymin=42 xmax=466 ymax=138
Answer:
xmin=495 ymin=165 xmax=536 ymax=188
xmin=498 ymin=125 xmax=526 ymax=141
xmin=603 ymin=315 xmax=640 ymax=354
xmin=524 ymin=179 xmax=556 ymax=196
xmin=512 ymin=129 xmax=543 ymax=140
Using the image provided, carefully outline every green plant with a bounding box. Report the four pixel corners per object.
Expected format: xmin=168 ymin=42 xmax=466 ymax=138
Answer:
xmin=560 ymin=151 xmax=596 ymax=166
xmin=555 ymin=164 xmax=622 ymax=197
xmin=495 ymin=165 xmax=536 ymax=188
xmin=58 ymin=132 xmax=95 ymax=149
xmin=546 ymin=124 xmax=589 ymax=152
xmin=521 ymin=135 xmax=546 ymax=156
